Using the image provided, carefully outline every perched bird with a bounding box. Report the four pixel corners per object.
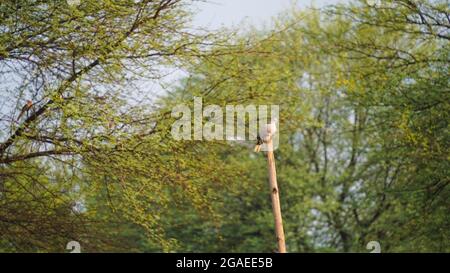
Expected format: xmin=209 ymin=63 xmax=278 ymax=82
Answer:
xmin=17 ymin=100 xmax=33 ymax=121
xmin=254 ymin=118 xmax=278 ymax=152
xmin=254 ymin=135 xmax=264 ymax=152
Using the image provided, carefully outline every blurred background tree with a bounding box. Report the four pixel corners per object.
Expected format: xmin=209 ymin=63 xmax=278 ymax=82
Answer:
xmin=0 ymin=0 xmax=448 ymax=252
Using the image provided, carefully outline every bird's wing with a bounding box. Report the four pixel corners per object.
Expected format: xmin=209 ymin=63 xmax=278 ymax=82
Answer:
xmin=268 ymin=122 xmax=277 ymax=134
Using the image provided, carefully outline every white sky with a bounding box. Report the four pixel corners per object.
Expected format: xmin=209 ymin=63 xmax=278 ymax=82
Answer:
xmin=149 ymin=0 xmax=349 ymax=97
xmin=192 ymin=0 xmax=347 ymax=29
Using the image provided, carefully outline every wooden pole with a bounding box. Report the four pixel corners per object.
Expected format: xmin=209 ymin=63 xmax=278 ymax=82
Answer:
xmin=266 ymin=139 xmax=286 ymax=253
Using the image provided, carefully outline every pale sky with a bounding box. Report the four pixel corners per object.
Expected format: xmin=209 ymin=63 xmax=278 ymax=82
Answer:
xmin=151 ymin=0 xmax=349 ymax=96
xmin=192 ymin=0 xmax=347 ymax=29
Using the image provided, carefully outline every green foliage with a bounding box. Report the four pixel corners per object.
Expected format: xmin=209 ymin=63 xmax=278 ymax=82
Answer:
xmin=0 ymin=0 xmax=448 ymax=252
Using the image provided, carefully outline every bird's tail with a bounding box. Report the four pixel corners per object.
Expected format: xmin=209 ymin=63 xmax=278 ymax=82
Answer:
xmin=254 ymin=135 xmax=263 ymax=152
xmin=254 ymin=144 xmax=261 ymax=153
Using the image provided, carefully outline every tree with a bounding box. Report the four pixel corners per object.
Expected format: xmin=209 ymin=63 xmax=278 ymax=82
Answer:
xmin=1 ymin=0 xmax=447 ymax=252
xmin=0 ymin=0 xmax=230 ymax=251
xmin=144 ymin=0 xmax=449 ymax=252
